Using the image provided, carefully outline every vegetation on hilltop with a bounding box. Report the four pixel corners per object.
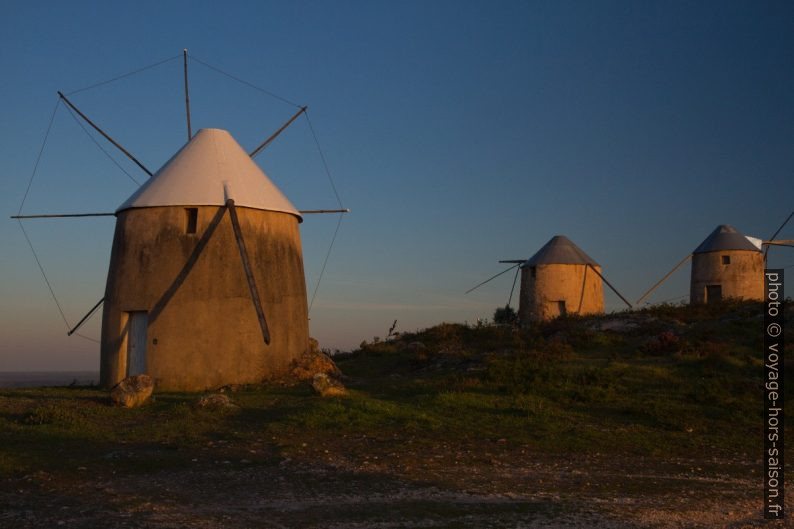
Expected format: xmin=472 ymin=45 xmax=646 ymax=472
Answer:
xmin=0 ymin=300 xmax=790 ymax=527
xmin=340 ymin=299 xmax=791 ymax=456
xmin=1 ymin=300 xmax=790 ymax=475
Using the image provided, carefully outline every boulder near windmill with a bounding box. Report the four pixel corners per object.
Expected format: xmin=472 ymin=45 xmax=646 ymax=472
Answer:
xmin=12 ymin=51 xmax=347 ymax=391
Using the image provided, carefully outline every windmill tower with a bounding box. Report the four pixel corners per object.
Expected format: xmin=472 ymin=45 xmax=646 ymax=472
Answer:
xmin=690 ymin=224 xmax=763 ymax=304
xmin=101 ymin=129 xmax=310 ymax=391
xmin=637 ymin=220 xmax=793 ymax=306
xmin=468 ymin=235 xmax=631 ymax=324
xmin=12 ymin=52 xmax=347 ymax=392
xmin=517 ymin=236 xmax=605 ymax=321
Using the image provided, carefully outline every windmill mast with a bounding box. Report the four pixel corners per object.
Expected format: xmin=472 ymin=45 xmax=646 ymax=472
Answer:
xmin=183 ymin=49 xmax=192 ymax=141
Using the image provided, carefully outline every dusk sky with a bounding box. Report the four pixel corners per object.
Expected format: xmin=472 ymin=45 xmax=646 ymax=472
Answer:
xmin=1 ymin=1 xmax=792 ymax=371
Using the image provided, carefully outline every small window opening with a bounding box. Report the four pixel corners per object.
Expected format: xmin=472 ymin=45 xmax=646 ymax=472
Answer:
xmin=185 ymin=208 xmax=198 ymax=234
xmin=530 ymin=267 xmax=537 ymax=279
xmin=721 ymin=255 xmax=730 ymax=265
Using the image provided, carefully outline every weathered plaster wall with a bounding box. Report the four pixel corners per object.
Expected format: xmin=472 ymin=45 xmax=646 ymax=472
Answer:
xmin=518 ymin=263 xmax=604 ymax=322
xmin=101 ymin=205 xmax=308 ymax=391
xmin=690 ymin=250 xmax=764 ymax=304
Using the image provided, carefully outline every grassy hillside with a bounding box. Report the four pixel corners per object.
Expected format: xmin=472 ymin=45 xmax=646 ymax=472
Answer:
xmin=335 ymin=299 xmax=790 ymax=456
xmin=0 ymin=300 xmax=790 ymax=527
xmin=1 ymin=299 xmax=790 ymax=471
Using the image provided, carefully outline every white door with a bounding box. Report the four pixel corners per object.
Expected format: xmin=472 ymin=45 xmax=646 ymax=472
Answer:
xmin=127 ymin=311 xmax=148 ymax=376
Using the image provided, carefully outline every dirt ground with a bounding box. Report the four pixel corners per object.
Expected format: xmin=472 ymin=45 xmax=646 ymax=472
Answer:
xmin=1 ymin=435 xmax=789 ymax=528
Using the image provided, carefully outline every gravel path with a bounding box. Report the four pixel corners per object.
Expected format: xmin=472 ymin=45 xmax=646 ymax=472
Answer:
xmin=1 ymin=442 xmax=788 ymax=528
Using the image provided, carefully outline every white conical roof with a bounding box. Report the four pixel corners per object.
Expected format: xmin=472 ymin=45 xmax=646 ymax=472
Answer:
xmin=116 ymin=128 xmax=301 ymax=220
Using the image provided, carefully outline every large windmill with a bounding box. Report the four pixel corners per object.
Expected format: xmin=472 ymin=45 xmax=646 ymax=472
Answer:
xmin=467 ymin=235 xmax=632 ymax=324
xmin=12 ymin=51 xmax=347 ymax=391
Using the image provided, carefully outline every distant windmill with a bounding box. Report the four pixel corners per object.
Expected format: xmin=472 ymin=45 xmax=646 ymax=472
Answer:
xmin=12 ymin=50 xmax=348 ymax=391
xmin=467 ymin=235 xmax=632 ymax=323
xmin=636 ymin=218 xmax=793 ymax=306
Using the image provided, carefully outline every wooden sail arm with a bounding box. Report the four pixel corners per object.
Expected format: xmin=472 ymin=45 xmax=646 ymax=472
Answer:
xmin=11 ymin=213 xmax=115 ymax=219
xmin=765 ymin=210 xmax=794 ymax=261
xmin=148 ymin=205 xmax=229 ymax=325
xmin=465 ymin=263 xmax=521 ymax=294
xmin=183 ymin=49 xmax=192 ymax=141
xmin=299 ymin=209 xmax=350 ymax=214
xmin=12 ymin=209 xmax=352 ymax=222
xmin=586 ymin=264 xmax=633 ymax=309
xmin=67 ymin=297 xmax=105 ymax=336
xmin=507 ymin=265 xmax=521 ymax=308
xmin=576 ymin=265 xmax=588 ymax=314
xmin=635 ymin=254 xmax=692 ymax=306
xmin=12 ymin=209 xmax=353 ymax=219
xmin=57 ymin=91 xmax=153 ymax=177
xmin=249 ymin=106 xmax=307 ymax=159
xmin=226 ymin=199 xmax=271 ymax=345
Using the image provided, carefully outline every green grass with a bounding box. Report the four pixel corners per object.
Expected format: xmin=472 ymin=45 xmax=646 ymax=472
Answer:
xmin=0 ymin=299 xmax=790 ymax=478
xmin=336 ymin=299 xmax=791 ymax=456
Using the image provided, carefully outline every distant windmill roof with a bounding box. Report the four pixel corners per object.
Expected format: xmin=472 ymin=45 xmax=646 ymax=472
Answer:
xmin=116 ymin=128 xmax=301 ymax=220
xmin=523 ymin=235 xmax=599 ymax=266
xmin=693 ymin=225 xmax=760 ymax=254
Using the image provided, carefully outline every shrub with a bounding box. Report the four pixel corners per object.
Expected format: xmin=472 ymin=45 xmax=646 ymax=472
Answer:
xmin=639 ymin=330 xmax=680 ymax=355
xmin=493 ymin=305 xmax=517 ymax=325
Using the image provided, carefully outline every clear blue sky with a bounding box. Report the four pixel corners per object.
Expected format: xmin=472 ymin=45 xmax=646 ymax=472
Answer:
xmin=1 ymin=1 xmax=792 ymax=370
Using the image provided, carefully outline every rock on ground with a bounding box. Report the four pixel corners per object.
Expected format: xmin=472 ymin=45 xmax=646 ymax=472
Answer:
xmin=291 ymin=338 xmax=342 ymax=381
xmin=311 ymin=373 xmax=347 ymax=397
xmin=109 ymin=374 xmax=153 ymax=408
xmin=196 ymin=393 xmax=238 ymax=409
